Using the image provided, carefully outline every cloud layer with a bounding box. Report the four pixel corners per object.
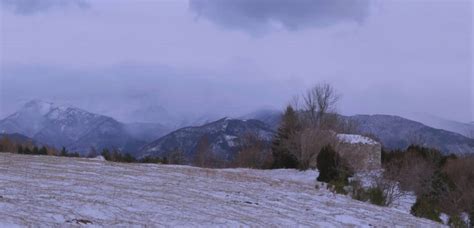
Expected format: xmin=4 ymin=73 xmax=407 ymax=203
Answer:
xmin=0 ymin=0 xmax=89 ymax=15
xmin=189 ymin=0 xmax=371 ymax=34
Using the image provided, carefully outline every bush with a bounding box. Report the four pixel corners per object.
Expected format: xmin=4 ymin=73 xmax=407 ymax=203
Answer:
xmin=38 ymin=146 xmax=48 ymax=155
xmin=140 ymin=156 xmax=162 ymax=164
xmin=448 ymin=215 xmax=468 ymax=228
xmin=350 ymin=181 xmax=368 ymax=202
xmin=367 ymin=187 xmax=386 ymax=206
xmin=101 ymin=149 xmax=136 ymax=163
xmin=317 ymin=145 xmax=353 ymax=196
xmin=470 ymin=208 xmax=474 ymax=228
xmin=316 ymin=145 xmax=351 ymax=183
xmin=59 ymin=147 xmax=80 ymax=157
xmin=349 ymin=181 xmax=387 ymax=206
xmin=411 ymin=195 xmax=442 ymax=223
xmin=329 ymin=178 xmax=349 ymax=195
xmin=316 ymin=145 xmax=339 ymax=182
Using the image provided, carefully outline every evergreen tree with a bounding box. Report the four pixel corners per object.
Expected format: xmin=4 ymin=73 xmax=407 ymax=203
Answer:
xmin=101 ymin=149 xmax=110 ymax=161
xmin=60 ymin=147 xmax=68 ymax=156
xmin=316 ymin=146 xmax=341 ymax=183
xmin=23 ymin=147 xmax=32 ymax=154
xmin=271 ymin=105 xmax=300 ymax=169
xmin=39 ymin=146 xmax=48 ymax=155
xmin=32 ymin=146 xmax=39 ymax=155
xmin=122 ymin=153 xmax=136 ymax=163
xmin=17 ymin=145 xmax=24 ymax=154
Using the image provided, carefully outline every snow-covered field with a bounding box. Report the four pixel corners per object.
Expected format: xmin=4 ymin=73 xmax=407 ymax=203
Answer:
xmin=0 ymin=153 xmax=444 ymax=227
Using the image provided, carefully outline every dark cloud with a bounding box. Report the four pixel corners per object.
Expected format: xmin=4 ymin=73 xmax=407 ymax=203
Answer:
xmin=0 ymin=0 xmax=89 ymax=15
xmin=189 ymin=0 xmax=371 ymax=34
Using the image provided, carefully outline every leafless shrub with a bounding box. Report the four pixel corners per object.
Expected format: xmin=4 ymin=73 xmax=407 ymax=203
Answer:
xmin=384 ymin=151 xmax=436 ymax=196
xmin=168 ymin=148 xmax=186 ymax=165
xmin=297 ymin=128 xmax=338 ymax=170
xmin=233 ymin=133 xmax=272 ymax=169
xmin=193 ymin=135 xmax=226 ymax=168
xmin=440 ymin=156 xmax=474 ymax=215
xmin=87 ymin=147 xmax=98 ymax=158
xmin=0 ymin=137 xmax=17 ymax=152
xmin=373 ymin=173 xmax=406 ymax=206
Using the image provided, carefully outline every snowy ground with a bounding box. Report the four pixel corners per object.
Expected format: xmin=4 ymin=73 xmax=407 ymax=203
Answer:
xmin=0 ymin=153 xmax=444 ymax=227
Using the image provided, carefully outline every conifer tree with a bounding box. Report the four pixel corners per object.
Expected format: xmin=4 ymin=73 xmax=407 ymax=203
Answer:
xmin=32 ymin=146 xmax=39 ymax=155
xmin=317 ymin=145 xmax=342 ymax=183
xmin=17 ymin=145 xmax=24 ymax=154
xmin=23 ymin=147 xmax=32 ymax=154
xmin=271 ymin=105 xmax=300 ymax=169
xmin=61 ymin=147 xmax=68 ymax=156
xmin=39 ymin=146 xmax=48 ymax=155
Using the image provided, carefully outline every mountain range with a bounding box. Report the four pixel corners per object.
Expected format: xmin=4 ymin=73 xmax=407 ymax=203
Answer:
xmin=1 ymin=100 xmax=473 ymax=157
xmin=244 ymin=110 xmax=474 ymax=155
xmin=0 ymin=100 xmax=169 ymax=154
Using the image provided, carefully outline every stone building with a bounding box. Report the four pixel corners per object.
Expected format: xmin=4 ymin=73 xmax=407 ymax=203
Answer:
xmin=335 ymin=134 xmax=382 ymax=172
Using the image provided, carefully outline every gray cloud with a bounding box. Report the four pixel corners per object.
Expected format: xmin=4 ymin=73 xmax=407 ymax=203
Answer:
xmin=189 ymin=0 xmax=371 ymax=34
xmin=0 ymin=0 xmax=89 ymax=15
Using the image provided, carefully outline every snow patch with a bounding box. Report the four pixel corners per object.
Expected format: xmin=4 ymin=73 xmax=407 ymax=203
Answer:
xmin=337 ymin=134 xmax=378 ymax=145
xmin=90 ymin=156 xmax=106 ymax=161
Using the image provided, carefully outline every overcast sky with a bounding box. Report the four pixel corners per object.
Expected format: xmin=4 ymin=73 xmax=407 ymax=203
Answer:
xmin=0 ymin=0 xmax=473 ymax=123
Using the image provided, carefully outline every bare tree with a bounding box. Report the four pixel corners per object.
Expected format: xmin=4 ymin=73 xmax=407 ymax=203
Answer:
xmin=298 ymin=128 xmax=338 ymax=170
xmin=168 ymin=148 xmax=186 ymax=165
xmin=302 ymin=83 xmax=340 ymax=128
xmin=371 ymin=170 xmax=407 ymax=207
xmin=87 ymin=147 xmax=98 ymax=158
xmin=441 ymin=156 xmax=474 ymax=215
xmin=194 ymin=135 xmax=212 ymax=167
xmin=193 ymin=135 xmax=225 ymax=168
xmin=234 ymin=133 xmax=272 ymax=169
xmin=287 ymin=82 xmax=342 ymax=169
xmin=384 ymin=151 xmax=436 ymax=196
xmin=290 ymin=95 xmax=302 ymax=112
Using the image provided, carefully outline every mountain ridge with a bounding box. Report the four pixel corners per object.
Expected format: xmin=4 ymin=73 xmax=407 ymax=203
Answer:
xmin=138 ymin=117 xmax=274 ymax=160
xmin=0 ymin=100 xmax=170 ymax=154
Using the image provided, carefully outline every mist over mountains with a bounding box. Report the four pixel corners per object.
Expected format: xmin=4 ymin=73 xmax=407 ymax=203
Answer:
xmin=0 ymin=100 xmax=168 ymax=154
xmin=1 ymin=100 xmax=473 ymax=157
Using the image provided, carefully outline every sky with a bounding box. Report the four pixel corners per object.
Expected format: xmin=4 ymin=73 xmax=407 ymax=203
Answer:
xmin=0 ymin=0 xmax=473 ymax=124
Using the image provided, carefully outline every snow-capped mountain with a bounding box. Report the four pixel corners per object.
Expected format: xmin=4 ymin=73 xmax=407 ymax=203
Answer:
xmin=138 ymin=118 xmax=274 ymax=160
xmin=0 ymin=100 xmax=166 ymax=154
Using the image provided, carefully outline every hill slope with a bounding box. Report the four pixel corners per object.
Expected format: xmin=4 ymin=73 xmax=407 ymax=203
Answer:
xmin=0 ymin=153 xmax=443 ymax=227
xmin=349 ymin=115 xmax=474 ymax=154
xmin=0 ymin=133 xmax=37 ymax=146
xmin=138 ymin=118 xmax=274 ymax=160
xmin=404 ymin=113 xmax=474 ymax=139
